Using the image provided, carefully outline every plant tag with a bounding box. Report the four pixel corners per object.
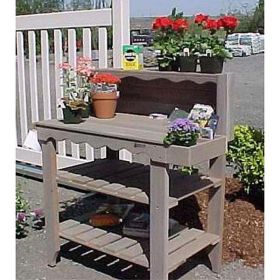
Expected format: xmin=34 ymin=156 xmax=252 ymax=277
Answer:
xmin=206 ymin=49 xmax=212 ymax=57
xmin=57 ymin=98 xmax=66 ymax=108
xmin=23 ymin=129 xmax=41 ymax=151
xmin=183 ymin=48 xmax=190 ymax=57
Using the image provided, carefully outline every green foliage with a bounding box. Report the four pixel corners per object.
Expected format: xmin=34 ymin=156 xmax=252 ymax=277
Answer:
xmin=163 ymin=130 xmax=199 ymax=147
xmin=16 ymin=184 xmax=30 ymax=237
xmin=227 ymin=125 xmax=264 ymax=195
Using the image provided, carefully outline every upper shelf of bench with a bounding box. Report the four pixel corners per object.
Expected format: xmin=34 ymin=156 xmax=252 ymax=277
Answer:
xmin=97 ymin=68 xmax=233 ymax=84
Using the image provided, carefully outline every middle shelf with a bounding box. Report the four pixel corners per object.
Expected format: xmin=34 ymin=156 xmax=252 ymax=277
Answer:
xmin=57 ymin=159 xmax=222 ymax=209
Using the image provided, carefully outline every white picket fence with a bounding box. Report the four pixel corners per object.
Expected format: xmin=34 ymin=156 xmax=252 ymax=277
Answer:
xmin=16 ymin=0 xmax=130 ymax=169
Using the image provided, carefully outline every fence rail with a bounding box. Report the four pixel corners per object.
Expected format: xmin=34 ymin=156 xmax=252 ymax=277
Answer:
xmin=16 ymin=0 xmax=130 ymax=169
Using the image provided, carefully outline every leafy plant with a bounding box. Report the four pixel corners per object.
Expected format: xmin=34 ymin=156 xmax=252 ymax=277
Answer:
xmin=227 ymin=125 xmax=264 ymax=195
xmin=16 ymin=184 xmax=30 ymax=237
xmin=163 ymin=118 xmax=200 ymax=147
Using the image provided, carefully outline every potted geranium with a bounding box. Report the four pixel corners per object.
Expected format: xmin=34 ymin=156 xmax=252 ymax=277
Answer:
xmin=152 ymin=8 xmax=188 ymax=71
xmin=193 ymin=14 xmax=239 ymax=73
xmin=163 ymin=118 xmax=200 ymax=147
xmin=59 ymin=57 xmax=94 ymax=123
xmin=90 ymin=72 xmax=121 ymax=119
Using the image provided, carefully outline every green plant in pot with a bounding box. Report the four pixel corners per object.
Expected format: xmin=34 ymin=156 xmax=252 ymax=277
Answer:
xmin=191 ymin=14 xmax=239 ymax=73
xmin=152 ymin=8 xmax=189 ymax=71
xmin=163 ymin=118 xmax=200 ymax=147
xmin=58 ymin=57 xmax=95 ymax=123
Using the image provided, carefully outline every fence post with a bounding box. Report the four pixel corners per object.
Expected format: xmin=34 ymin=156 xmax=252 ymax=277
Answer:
xmin=112 ymin=0 xmax=130 ymax=68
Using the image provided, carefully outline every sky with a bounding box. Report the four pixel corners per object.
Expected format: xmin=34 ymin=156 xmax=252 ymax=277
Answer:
xmin=130 ymin=0 xmax=259 ymax=17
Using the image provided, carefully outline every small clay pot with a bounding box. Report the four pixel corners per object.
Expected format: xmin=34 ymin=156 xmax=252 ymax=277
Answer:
xmin=91 ymin=91 xmax=119 ymax=119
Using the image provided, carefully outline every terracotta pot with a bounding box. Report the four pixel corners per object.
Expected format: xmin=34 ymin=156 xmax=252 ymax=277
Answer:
xmin=91 ymin=91 xmax=119 ymax=119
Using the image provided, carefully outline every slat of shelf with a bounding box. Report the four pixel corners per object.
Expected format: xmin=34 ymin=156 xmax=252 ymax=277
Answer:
xmin=59 ymin=219 xmax=80 ymax=231
xmin=61 ymin=223 xmax=93 ymax=237
xmin=168 ymin=232 xmax=220 ymax=273
xmin=104 ymin=237 xmax=137 ymax=253
xmin=90 ymin=233 xmax=122 ymax=248
xmin=131 ymin=254 xmax=149 ymax=268
xmin=120 ymin=242 xmax=144 ymax=259
xmin=168 ymin=228 xmax=204 ymax=254
xmin=76 ymin=228 xmax=107 ymax=242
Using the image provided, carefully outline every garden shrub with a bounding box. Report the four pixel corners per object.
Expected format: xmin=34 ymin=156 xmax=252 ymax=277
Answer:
xmin=16 ymin=184 xmax=30 ymax=237
xmin=227 ymin=125 xmax=264 ymax=195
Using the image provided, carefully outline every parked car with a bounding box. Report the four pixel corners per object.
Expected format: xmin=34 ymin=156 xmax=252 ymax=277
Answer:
xmin=130 ymin=29 xmax=153 ymax=46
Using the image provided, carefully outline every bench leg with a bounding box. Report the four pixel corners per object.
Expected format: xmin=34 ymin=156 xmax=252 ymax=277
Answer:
xmin=41 ymin=139 xmax=60 ymax=267
xmin=150 ymin=161 xmax=169 ymax=280
xmin=207 ymin=155 xmax=226 ymax=274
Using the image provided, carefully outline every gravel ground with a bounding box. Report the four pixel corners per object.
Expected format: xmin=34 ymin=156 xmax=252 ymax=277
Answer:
xmin=16 ymin=176 xmax=264 ymax=280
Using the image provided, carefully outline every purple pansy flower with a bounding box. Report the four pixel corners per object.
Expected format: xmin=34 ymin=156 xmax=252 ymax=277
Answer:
xmin=169 ymin=118 xmax=200 ymax=133
xmin=17 ymin=212 xmax=26 ymax=222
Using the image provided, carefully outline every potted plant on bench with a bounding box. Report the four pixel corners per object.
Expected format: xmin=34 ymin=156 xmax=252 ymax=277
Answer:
xmin=90 ymin=72 xmax=121 ymax=119
xmin=58 ymin=57 xmax=94 ymax=123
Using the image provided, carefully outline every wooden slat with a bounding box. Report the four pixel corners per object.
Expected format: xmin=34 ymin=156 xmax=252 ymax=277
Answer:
xmin=16 ymin=32 xmax=28 ymax=143
xmin=168 ymin=228 xmax=204 ymax=254
xmin=59 ymin=219 xmax=80 ymax=231
xmin=132 ymin=254 xmax=149 ymax=268
xmin=119 ymin=243 xmax=143 ymax=259
xmin=168 ymin=232 xmax=220 ymax=272
xmin=68 ymin=29 xmax=80 ymax=159
xmin=41 ymin=30 xmax=51 ymax=120
xmin=98 ymin=28 xmax=108 ymax=68
xmin=16 ymin=9 xmax=112 ymax=31
xmin=104 ymin=237 xmax=137 ymax=253
xmin=54 ymin=29 xmax=66 ymax=156
xmin=82 ymin=28 xmax=95 ymax=161
xmin=61 ymin=223 xmax=92 ymax=236
xmin=28 ymin=31 xmax=39 ymax=122
xmin=90 ymin=233 xmax=122 ymax=248
xmin=112 ymin=0 xmax=122 ymax=68
xmin=76 ymin=228 xmax=107 ymax=242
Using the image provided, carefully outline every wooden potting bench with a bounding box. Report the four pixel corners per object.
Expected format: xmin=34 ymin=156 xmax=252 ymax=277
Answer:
xmin=36 ymin=71 xmax=233 ymax=280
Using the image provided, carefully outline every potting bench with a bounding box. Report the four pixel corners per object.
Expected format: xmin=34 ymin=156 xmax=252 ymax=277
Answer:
xmin=36 ymin=112 xmax=227 ymax=280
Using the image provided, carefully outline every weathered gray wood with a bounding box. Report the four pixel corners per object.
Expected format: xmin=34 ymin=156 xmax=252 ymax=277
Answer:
xmin=150 ymin=161 xmax=169 ymax=280
xmin=90 ymin=233 xmax=122 ymax=248
xmin=207 ymin=155 xmax=226 ymax=274
xmin=41 ymin=139 xmax=60 ymax=266
xmin=60 ymin=223 xmax=92 ymax=237
xmin=59 ymin=219 xmax=80 ymax=231
xmin=75 ymin=228 xmax=107 ymax=242
xmin=168 ymin=228 xmax=204 ymax=254
xmin=104 ymin=237 xmax=137 ymax=253
xmin=120 ymin=243 xmax=143 ymax=259
xmin=168 ymin=232 xmax=220 ymax=272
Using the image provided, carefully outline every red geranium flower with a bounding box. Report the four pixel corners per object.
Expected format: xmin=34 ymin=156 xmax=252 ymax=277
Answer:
xmin=204 ymin=18 xmax=218 ymax=30
xmin=218 ymin=16 xmax=239 ymax=30
xmin=194 ymin=13 xmax=209 ymax=24
xmin=152 ymin=17 xmax=174 ymax=30
xmin=173 ymin=18 xmax=188 ymax=31
xmin=90 ymin=73 xmax=121 ymax=85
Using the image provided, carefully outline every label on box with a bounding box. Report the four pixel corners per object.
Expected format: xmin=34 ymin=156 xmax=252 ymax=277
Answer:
xmin=122 ymin=45 xmax=143 ymax=70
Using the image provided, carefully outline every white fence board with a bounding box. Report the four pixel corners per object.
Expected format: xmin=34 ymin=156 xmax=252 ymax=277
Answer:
xmin=16 ymin=9 xmax=112 ymax=31
xmin=41 ymin=30 xmax=52 ymax=120
xmin=28 ymin=31 xmax=39 ymax=122
xmin=98 ymin=28 xmax=108 ymax=68
xmin=68 ymin=29 xmax=80 ymax=159
xmin=82 ymin=28 xmax=95 ymax=161
xmin=16 ymin=32 xmax=28 ymax=143
xmin=54 ymin=29 xmax=66 ymax=156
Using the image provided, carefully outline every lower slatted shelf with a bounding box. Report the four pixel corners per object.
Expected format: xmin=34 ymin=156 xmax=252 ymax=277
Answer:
xmin=57 ymin=159 xmax=222 ymax=209
xmin=59 ymin=219 xmax=220 ymax=271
